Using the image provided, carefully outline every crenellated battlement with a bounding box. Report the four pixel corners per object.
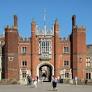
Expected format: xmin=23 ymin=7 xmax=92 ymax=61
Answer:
xmin=0 ymin=34 xmax=4 ymax=38
xmin=19 ymin=37 xmax=30 ymax=42
xmin=61 ymin=36 xmax=70 ymax=42
xmin=36 ymin=25 xmax=54 ymax=36
xmin=77 ymin=25 xmax=86 ymax=31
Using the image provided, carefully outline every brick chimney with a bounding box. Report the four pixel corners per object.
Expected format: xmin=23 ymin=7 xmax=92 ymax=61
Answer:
xmin=14 ymin=15 xmax=18 ymax=29
xmin=72 ymin=15 xmax=76 ymax=29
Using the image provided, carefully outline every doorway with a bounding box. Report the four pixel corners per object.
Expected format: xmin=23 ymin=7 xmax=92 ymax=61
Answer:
xmin=39 ymin=64 xmax=52 ymax=82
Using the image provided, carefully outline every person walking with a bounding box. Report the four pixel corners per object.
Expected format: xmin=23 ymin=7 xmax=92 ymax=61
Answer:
xmin=85 ymin=79 xmax=88 ymax=85
xmin=27 ymin=75 xmax=31 ymax=85
xmin=33 ymin=77 xmax=38 ymax=88
xmin=75 ymin=76 xmax=78 ymax=85
xmin=36 ymin=76 xmax=39 ymax=83
xmin=51 ymin=76 xmax=58 ymax=90
xmin=33 ymin=80 xmax=37 ymax=88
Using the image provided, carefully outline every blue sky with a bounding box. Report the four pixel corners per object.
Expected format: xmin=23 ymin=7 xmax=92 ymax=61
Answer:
xmin=0 ymin=0 xmax=92 ymax=44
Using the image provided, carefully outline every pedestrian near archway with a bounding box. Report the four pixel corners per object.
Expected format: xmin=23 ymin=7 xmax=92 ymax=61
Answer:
xmin=75 ymin=76 xmax=78 ymax=85
xmin=51 ymin=76 xmax=58 ymax=90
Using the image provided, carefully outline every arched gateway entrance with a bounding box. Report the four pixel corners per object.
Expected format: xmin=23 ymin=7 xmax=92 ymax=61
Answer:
xmin=37 ymin=62 xmax=54 ymax=82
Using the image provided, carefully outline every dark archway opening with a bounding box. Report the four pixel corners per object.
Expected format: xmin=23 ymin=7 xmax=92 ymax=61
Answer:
xmin=39 ymin=64 xmax=52 ymax=82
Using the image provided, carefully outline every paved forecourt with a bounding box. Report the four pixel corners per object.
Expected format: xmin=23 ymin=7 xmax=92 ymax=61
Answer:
xmin=0 ymin=82 xmax=92 ymax=92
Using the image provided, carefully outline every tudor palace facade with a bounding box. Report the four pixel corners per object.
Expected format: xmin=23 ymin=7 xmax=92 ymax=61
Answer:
xmin=0 ymin=15 xmax=92 ymax=84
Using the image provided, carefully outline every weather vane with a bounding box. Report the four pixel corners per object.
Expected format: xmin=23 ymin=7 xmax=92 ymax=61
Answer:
xmin=43 ymin=8 xmax=46 ymax=26
xmin=43 ymin=8 xmax=47 ymax=35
